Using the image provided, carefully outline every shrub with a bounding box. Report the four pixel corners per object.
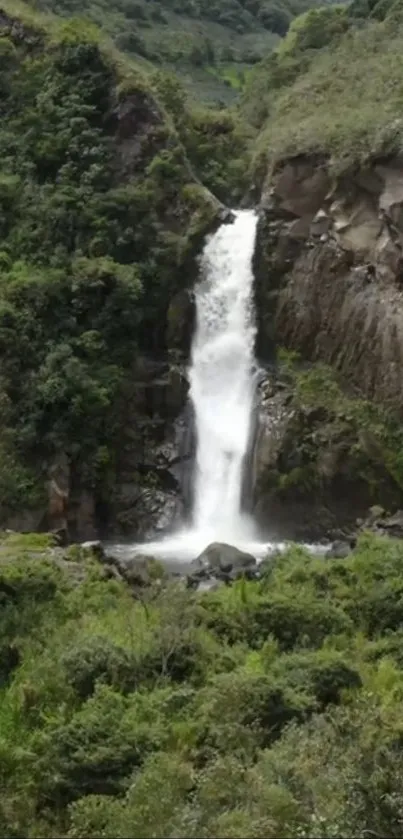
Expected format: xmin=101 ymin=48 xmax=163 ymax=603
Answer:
xmin=194 ymin=668 xmax=313 ymax=754
xmin=36 ymin=684 xmax=171 ymax=803
xmin=61 ymin=637 xmax=136 ymax=699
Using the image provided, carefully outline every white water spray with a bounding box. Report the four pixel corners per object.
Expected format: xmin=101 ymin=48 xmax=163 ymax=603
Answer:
xmin=110 ymin=210 xmax=289 ymax=563
xmin=108 ymin=210 xmax=323 ymax=564
xmin=189 ymin=209 xmax=258 ymax=541
xmin=116 ymin=209 xmax=271 ymax=563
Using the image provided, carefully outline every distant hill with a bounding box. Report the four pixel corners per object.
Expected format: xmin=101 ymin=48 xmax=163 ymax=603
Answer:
xmin=26 ymin=0 xmax=330 ymax=102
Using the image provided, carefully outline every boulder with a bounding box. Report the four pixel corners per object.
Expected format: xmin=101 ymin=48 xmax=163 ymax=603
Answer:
xmin=377 ymin=510 xmax=403 ymax=538
xmin=81 ymin=540 xmax=105 ymax=561
xmin=325 ymin=540 xmax=353 ymax=559
xmin=113 ymin=554 xmax=167 ymax=588
xmin=217 ymin=207 xmax=236 ymax=225
xmin=191 ymin=542 xmax=257 ymax=576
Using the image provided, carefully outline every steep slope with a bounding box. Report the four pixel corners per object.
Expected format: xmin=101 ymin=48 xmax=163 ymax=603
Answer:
xmin=248 ymin=2 xmax=403 ymax=535
xmin=245 ymin=3 xmax=403 ymax=164
xmin=0 ymin=2 xmax=225 ymax=539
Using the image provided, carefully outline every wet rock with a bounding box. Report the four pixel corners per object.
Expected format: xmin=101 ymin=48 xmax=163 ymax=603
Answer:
xmin=81 ymin=540 xmax=105 ymax=561
xmin=112 ymin=554 xmax=167 ymax=588
xmin=189 ymin=576 xmax=226 ymax=592
xmin=226 ymin=565 xmax=258 ymax=581
xmin=106 ymin=352 xmax=191 ymax=542
xmin=187 ymin=546 xmax=259 ymax=589
xmin=166 ymin=290 xmax=195 ymax=353
xmin=325 ymin=540 xmax=353 ymax=559
xmin=187 ymin=572 xmax=205 ymax=589
xmin=358 ymin=508 xmax=403 ymax=539
xmin=191 ymin=542 xmax=257 ymax=576
xmin=217 ymin=207 xmax=236 ymax=225
xmin=113 ymin=485 xmax=181 ymax=542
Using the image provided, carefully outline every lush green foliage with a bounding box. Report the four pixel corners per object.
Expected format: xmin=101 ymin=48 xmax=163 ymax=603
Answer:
xmin=24 ymin=0 xmax=331 ymax=103
xmin=244 ymin=0 xmax=403 ymax=170
xmin=152 ymin=70 xmax=250 ymax=200
xmin=268 ymin=355 xmax=403 ymax=501
xmin=0 ymin=6 xmax=223 ymax=517
xmin=2 ymin=530 xmax=403 ymax=836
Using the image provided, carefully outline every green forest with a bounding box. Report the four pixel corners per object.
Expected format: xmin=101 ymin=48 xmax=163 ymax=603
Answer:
xmin=3 ymin=0 xmax=403 ymax=835
xmin=23 ymin=0 xmax=331 ymax=102
xmin=0 ymin=1 xmax=248 ymax=527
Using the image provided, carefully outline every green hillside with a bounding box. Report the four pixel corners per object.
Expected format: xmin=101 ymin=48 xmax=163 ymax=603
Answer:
xmin=0 ymin=0 xmax=246 ymax=527
xmin=243 ymin=0 xmax=403 ymax=172
xmin=25 ymin=0 xmax=331 ymax=102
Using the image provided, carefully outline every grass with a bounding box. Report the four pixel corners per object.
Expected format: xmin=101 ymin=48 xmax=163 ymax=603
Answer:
xmin=252 ymin=18 xmax=403 ymax=171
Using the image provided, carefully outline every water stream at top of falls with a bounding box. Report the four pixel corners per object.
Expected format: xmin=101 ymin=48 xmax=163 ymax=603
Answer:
xmin=110 ymin=210 xmax=286 ymax=563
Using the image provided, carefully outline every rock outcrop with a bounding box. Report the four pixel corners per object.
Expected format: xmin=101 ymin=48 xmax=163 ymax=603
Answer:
xmin=187 ymin=541 xmax=258 ymax=587
xmin=255 ymin=156 xmax=403 ymax=412
xmin=252 ymin=157 xmax=403 ymax=537
xmin=250 ymin=366 xmax=403 ymax=541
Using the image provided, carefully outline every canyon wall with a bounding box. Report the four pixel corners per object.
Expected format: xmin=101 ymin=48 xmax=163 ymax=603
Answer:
xmin=252 ymin=156 xmax=403 ymax=539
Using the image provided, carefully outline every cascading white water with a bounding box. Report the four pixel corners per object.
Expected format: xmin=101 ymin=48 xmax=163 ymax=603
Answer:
xmin=110 ymin=210 xmax=282 ymax=563
xmin=189 ymin=209 xmax=258 ymax=542
xmin=107 ymin=210 xmax=323 ymax=564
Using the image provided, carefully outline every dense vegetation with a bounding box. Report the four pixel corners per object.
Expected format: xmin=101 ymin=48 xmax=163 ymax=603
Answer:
xmin=0 ymin=1 xmax=247 ymax=524
xmin=3 ymin=2 xmax=403 ymax=835
xmin=2 ymin=530 xmax=403 ymax=837
xmin=267 ymin=356 xmax=403 ymax=501
xmin=24 ymin=0 xmax=331 ymax=102
xmin=242 ymin=0 xmax=403 ymax=171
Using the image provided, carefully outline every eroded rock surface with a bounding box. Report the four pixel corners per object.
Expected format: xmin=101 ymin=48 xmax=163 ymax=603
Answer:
xmin=255 ymin=156 xmax=403 ymax=411
xmin=187 ymin=541 xmax=258 ymax=587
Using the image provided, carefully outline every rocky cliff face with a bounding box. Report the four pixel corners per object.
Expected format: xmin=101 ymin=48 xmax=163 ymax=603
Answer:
xmin=251 ymin=370 xmax=402 ymax=541
xmin=255 ymin=156 xmax=403 ymax=409
xmin=252 ymin=156 xmax=403 ymax=538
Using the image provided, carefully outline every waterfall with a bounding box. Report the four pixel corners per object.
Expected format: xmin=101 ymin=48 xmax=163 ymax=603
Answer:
xmin=188 ymin=209 xmax=258 ymax=542
xmin=107 ymin=210 xmax=322 ymax=564
xmin=112 ymin=209 xmax=273 ymax=563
